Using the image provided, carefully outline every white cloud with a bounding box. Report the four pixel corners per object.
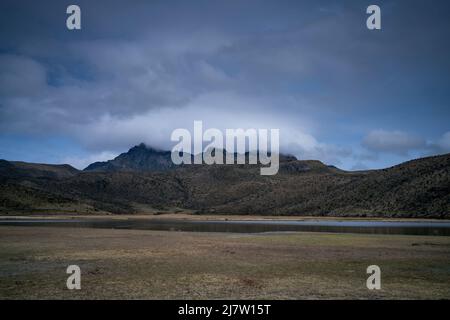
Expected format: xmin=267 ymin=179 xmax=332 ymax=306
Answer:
xmin=61 ymin=151 xmax=118 ymax=170
xmin=62 ymin=91 xmax=352 ymax=166
xmin=0 ymin=49 xmax=351 ymax=168
xmin=362 ymin=130 xmax=426 ymax=155
xmin=437 ymin=131 xmax=450 ymax=152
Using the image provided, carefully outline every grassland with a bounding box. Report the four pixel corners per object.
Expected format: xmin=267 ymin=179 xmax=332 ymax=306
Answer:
xmin=0 ymin=226 xmax=449 ymax=299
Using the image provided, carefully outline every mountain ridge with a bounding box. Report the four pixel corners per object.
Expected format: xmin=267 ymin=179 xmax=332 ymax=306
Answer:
xmin=83 ymin=143 xmax=300 ymax=172
xmin=1 ymin=144 xmax=449 ymax=218
xmin=84 ymin=143 xmax=176 ymax=172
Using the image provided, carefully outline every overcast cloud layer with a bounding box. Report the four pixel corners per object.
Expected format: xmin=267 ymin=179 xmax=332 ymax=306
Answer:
xmin=0 ymin=0 xmax=449 ymax=170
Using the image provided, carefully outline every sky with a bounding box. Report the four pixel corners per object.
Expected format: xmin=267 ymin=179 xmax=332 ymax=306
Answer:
xmin=0 ymin=0 xmax=449 ymax=170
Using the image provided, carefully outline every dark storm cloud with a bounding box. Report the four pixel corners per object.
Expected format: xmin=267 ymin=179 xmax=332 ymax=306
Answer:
xmin=0 ymin=0 xmax=449 ymax=169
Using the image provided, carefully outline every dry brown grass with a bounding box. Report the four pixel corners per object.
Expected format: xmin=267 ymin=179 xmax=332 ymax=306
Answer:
xmin=0 ymin=226 xmax=449 ymax=299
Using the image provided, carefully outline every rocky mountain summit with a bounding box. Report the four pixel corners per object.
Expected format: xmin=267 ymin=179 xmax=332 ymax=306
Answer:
xmin=84 ymin=143 xmax=177 ymax=172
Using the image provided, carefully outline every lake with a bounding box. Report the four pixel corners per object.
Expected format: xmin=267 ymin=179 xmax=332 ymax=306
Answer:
xmin=1 ymin=218 xmax=450 ymax=236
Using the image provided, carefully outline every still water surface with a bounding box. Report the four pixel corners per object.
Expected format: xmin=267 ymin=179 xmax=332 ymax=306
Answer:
xmin=0 ymin=218 xmax=450 ymax=236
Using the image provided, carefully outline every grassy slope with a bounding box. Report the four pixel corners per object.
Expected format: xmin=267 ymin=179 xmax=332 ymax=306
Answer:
xmin=1 ymin=153 xmax=449 ymax=217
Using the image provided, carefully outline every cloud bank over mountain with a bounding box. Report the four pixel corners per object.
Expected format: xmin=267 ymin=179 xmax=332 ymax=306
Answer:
xmin=0 ymin=0 xmax=449 ymax=169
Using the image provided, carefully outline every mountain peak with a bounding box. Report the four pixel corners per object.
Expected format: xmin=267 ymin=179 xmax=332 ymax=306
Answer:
xmin=84 ymin=144 xmax=175 ymax=172
xmin=84 ymin=143 xmax=300 ymax=172
xmin=133 ymin=142 xmax=147 ymax=150
xmin=128 ymin=143 xmax=159 ymax=153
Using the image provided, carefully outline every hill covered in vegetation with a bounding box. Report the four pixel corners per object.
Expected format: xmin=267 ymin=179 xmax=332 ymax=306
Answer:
xmin=1 ymin=144 xmax=449 ymax=218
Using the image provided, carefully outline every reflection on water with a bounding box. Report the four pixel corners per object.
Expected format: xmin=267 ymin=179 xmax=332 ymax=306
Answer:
xmin=1 ymin=218 xmax=450 ymax=236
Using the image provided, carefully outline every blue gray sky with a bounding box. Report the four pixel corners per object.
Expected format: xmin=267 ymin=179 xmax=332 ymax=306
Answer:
xmin=0 ymin=0 xmax=449 ymax=170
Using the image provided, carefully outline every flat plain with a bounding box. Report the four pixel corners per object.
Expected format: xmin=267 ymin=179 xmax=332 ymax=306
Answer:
xmin=0 ymin=225 xmax=449 ymax=299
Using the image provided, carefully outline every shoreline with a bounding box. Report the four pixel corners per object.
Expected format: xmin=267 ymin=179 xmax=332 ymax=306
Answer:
xmin=1 ymin=212 xmax=449 ymax=223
